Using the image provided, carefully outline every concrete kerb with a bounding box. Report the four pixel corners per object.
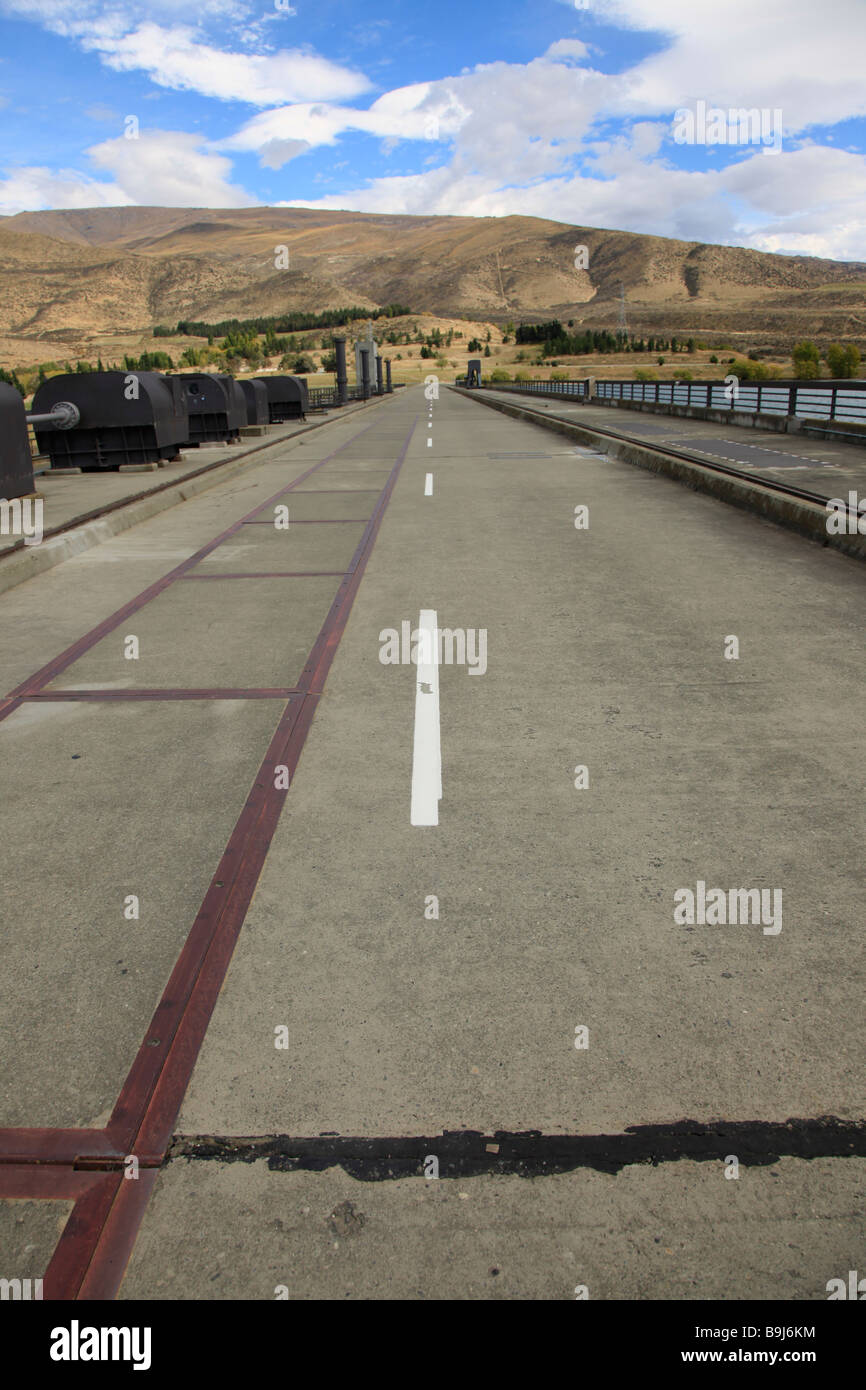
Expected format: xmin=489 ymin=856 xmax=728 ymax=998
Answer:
xmin=0 ymin=392 xmax=395 ymax=597
xmin=452 ymin=386 xmax=866 ymax=563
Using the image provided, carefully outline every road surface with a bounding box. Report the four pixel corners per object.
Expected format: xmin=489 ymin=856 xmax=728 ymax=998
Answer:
xmin=0 ymin=384 xmax=863 ymax=1300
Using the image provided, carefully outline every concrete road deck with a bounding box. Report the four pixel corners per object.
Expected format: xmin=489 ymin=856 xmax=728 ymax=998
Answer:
xmin=0 ymin=384 xmax=863 ymax=1301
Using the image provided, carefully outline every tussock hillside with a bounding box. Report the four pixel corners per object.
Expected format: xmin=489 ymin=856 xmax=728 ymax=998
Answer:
xmin=1 ymin=206 xmax=864 ymax=364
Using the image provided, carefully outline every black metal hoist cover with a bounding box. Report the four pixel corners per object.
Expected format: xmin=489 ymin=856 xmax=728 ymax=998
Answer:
xmin=168 ymin=373 xmax=247 ymax=446
xmin=240 ymin=378 xmax=269 ymax=427
xmin=30 ymin=372 xmax=189 ymax=471
xmin=259 ymin=375 xmax=309 ymax=423
xmin=0 ymin=383 xmax=36 ymax=498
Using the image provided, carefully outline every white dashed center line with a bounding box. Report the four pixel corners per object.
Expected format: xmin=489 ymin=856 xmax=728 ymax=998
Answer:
xmin=410 ymin=609 xmax=441 ymax=827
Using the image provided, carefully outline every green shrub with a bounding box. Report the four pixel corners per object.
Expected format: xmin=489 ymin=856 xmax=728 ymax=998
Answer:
xmin=180 ymin=346 xmax=206 ymax=367
xmin=792 ymin=341 xmax=821 ymax=379
xmin=728 ymin=358 xmax=771 ymax=380
xmin=0 ymin=366 xmax=24 ymax=394
xmin=826 ymin=343 xmax=861 ymax=379
xmin=280 ymin=353 xmax=315 ymax=374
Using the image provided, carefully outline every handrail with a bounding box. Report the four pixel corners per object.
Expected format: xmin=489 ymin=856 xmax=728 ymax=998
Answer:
xmin=472 ymin=377 xmax=866 ymax=425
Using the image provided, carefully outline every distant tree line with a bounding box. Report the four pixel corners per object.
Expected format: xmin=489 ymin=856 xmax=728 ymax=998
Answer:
xmin=157 ymin=305 xmax=412 ymax=340
xmin=122 ymin=351 xmax=175 ymax=372
xmin=514 ymin=321 xmax=698 ymax=356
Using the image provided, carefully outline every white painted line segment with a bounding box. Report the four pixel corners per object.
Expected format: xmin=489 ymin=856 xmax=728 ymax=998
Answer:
xmin=410 ymin=608 xmax=441 ymax=827
xmin=424 ymin=473 xmax=433 ymax=495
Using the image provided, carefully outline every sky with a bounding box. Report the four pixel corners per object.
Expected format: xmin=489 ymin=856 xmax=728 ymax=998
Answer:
xmin=0 ymin=0 xmax=865 ymax=260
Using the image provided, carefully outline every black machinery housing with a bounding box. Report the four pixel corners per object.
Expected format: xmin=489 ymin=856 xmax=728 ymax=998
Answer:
xmin=0 ymin=383 xmax=36 ymax=499
xmin=240 ymin=379 xmax=269 ymax=427
xmin=259 ymin=375 xmax=308 ymax=423
xmin=169 ymin=373 xmax=247 ymax=445
xmin=31 ymin=372 xmax=189 ymax=471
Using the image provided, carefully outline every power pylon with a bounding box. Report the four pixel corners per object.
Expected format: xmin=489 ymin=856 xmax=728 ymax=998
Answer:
xmin=617 ymin=283 xmax=629 ymax=338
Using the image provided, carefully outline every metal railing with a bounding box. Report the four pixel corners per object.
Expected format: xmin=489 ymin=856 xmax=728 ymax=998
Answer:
xmin=595 ymin=377 xmax=866 ymax=424
xmin=476 ymin=377 xmax=866 ymax=425
xmin=307 ymin=384 xmax=383 ymax=408
xmin=467 ymin=376 xmax=866 ymax=426
xmin=462 ymin=378 xmax=590 ymax=400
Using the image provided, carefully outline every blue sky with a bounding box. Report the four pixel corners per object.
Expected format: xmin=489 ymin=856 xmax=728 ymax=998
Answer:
xmin=1 ymin=0 xmax=865 ymax=259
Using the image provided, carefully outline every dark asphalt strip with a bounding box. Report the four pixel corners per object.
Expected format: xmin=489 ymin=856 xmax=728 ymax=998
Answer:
xmin=170 ymin=1118 xmax=866 ymax=1179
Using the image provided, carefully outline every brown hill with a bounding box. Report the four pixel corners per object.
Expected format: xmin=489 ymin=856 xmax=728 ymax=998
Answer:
xmin=1 ymin=207 xmax=864 ymax=366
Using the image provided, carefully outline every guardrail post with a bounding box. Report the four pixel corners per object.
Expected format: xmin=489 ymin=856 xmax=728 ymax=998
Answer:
xmin=334 ymin=336 xmax=348 ymax=406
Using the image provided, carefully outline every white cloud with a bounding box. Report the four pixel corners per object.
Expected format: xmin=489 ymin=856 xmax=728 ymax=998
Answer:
xmin=81 ymin=24 xmax=370 ymax=106
xmin=544 ymin=38 xmax=591 ymax=62
xmin=225 ymin=54 xmax=611 ymax=184
xmin=0 ymin=165 xmax=133 ymax=214
xmin=223 ymin=81 xmax=472 ymax=165
xmin=721 ymin=144 xmax=866 ymax=219
xmin=587 ymin=0 xmax=866 ymax=131
xmin=0 ymin=128 xmax=258 ymax=214
xmin=0 ymin=3 xmax=368 ymax=106
xmin=86 ymin=130 xmax=257 ymax=207
xmin=258 ymin=138 xmax=311 ymax=170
